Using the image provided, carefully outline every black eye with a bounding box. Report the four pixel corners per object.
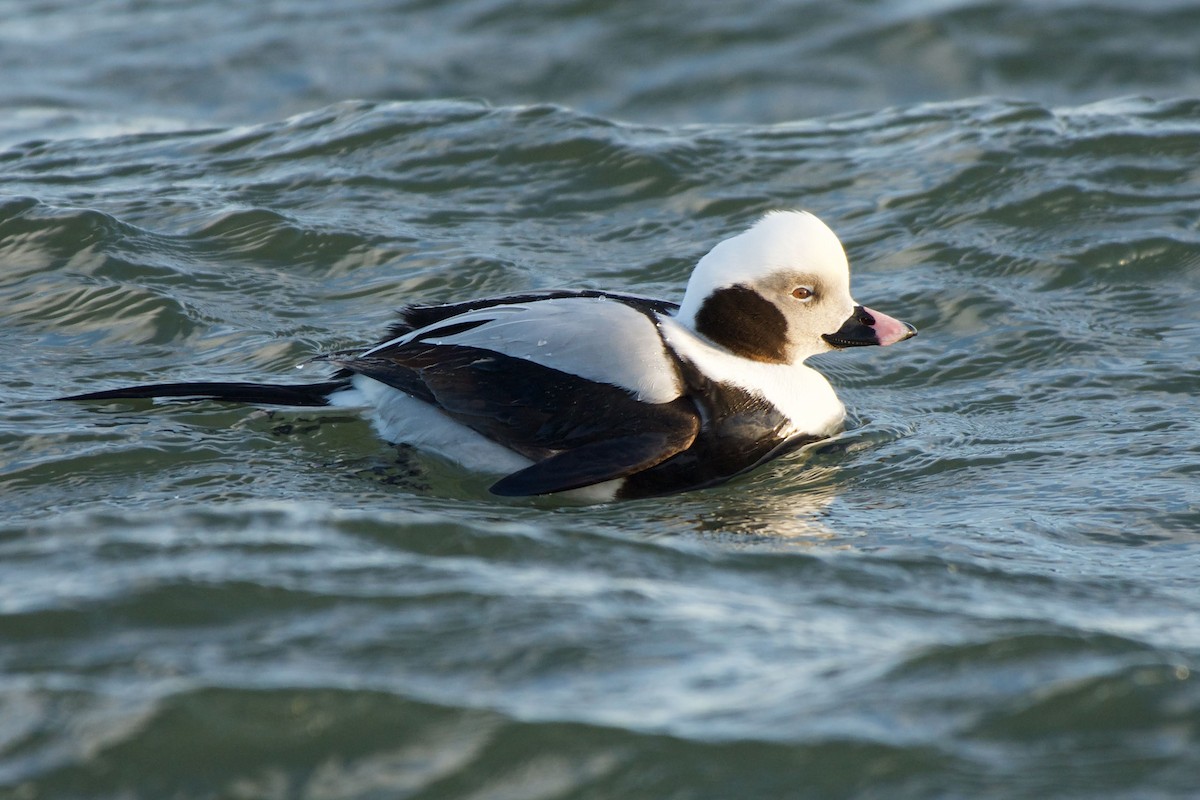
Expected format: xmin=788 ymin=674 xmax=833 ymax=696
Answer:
xmin=791 ymin=286 xmax=814 ymax=300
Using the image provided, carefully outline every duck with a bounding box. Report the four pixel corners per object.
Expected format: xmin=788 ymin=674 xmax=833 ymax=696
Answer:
xmin=62 ymin=211 xmax=917 ymax=500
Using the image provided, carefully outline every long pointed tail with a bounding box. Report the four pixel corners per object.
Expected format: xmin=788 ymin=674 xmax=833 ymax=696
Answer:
xmin=59 ymin=379 xmax=353 ymax=407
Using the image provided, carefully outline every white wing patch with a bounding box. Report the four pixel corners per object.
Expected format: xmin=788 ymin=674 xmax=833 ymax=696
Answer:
xmin=363 ymin=297 xmax=682 ymax=404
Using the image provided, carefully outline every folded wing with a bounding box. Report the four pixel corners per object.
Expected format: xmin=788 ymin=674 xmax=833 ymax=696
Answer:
xmin=332 ymin=295 xmax=700 ymax=495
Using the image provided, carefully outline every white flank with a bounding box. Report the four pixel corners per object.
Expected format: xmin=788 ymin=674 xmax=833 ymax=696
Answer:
xmin=348 ymin=376 xmax=623 ymax=502
xmin=350 ymin=375 xmax=533 ymax=473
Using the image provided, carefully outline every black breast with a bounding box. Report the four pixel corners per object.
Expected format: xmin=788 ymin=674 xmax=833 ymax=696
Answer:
xmin=616 ymin=359 xmax=820 ymax=499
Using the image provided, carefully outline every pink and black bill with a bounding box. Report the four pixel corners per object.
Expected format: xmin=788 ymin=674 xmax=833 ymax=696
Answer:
xmin=822 ymin=305 xmax=917 ymax=349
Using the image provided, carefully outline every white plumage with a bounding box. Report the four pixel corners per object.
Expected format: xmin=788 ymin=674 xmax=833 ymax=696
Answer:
xmin=62 ymin=211 xmax=917 ymax=501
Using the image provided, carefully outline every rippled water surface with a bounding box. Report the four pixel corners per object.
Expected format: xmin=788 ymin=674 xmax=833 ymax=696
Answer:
xmin=2 ymin=1 xmax=1200 ymax=798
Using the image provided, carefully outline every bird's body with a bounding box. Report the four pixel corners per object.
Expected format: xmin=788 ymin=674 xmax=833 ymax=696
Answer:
xmin=62 ymin=211 xmax=917 ymax=500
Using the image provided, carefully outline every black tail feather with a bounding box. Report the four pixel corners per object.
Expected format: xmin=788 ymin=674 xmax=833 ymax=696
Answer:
xmin=58 ymin=379 xmax=353 ymax=407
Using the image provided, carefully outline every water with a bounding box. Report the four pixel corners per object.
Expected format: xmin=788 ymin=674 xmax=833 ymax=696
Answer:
xmin=2 ymin=1 xmax=1200 ymax=798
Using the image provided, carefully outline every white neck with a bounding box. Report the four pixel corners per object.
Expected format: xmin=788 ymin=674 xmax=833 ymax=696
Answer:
xmin=657 ymin=316 xmax=845 ymax=437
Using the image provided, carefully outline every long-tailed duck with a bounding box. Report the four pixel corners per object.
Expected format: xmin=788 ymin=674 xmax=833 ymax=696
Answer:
xmin=62 ymin=211 xmax=916 ymax=500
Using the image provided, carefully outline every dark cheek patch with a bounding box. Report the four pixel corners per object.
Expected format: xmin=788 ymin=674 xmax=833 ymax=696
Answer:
xmin=693 ymin=284 xmax=789 ymax=363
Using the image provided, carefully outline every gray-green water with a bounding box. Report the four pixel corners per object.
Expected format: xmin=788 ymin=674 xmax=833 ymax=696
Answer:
xmin=2 ymin=2 xmax=1200 ymax=798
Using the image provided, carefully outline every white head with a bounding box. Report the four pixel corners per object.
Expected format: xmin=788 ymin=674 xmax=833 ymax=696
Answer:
xmin=675 ymin=211 xmax=915 ymax=363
